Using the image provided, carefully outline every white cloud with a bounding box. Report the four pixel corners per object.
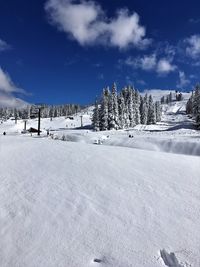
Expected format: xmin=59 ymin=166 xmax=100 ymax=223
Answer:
xmin=45 ymin=0 xmax=151 ymax=49
xmin=0 ymin=67 xmax=25 ymax=94
xmin=125 ymin=55 xmax=176 ymax=75
xmin=163 ymin=44 xmax=176 ymax=60
xmin=0 ymin=91 xmax=28 ymax=108
xmin=156 ymin=58 xmax=176 ymax=75
xmin=105 ymin=9 xmax=151 ymax=49
xmin=0 ymin=67 xmax=28 ymax=108
xmin=176 ymin=71 xmax=190 ymax=89
xmin=0 ymin=39 xmax=10 ymax=52
xmin=126 ymin=54 xmax=157 ymax=71
xmin=185 ymin=35 xmax=200 ymax=59
xmin=139 ymin=54 xmax=157 ymax=70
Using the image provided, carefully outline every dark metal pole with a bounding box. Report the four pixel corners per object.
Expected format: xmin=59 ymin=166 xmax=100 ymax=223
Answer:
xmin=24 ymin=120 xmax=27 ymax=131
xmin=38 ymin=108 xmax=41 ymax=135
xmin=80 ymin=115 xmax=83 ymax=128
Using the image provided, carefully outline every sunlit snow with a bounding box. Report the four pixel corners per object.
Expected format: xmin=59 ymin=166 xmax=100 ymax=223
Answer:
xmin=0 ymin=92 xmax=200 ymax=267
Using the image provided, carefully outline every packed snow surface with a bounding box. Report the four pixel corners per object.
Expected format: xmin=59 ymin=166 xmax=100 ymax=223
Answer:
xmin=0 ymin=136 xmax=200 ymax=267
xmin=0 ymin=95 xmax=200 ymax=266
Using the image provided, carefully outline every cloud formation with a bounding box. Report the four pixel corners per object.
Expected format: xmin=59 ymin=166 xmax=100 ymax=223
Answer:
xmin=157 ymin=58 xmax=176 ymax=74
xmin=176 ymin=71 xmax=190 ymax=89
xmin=0 ymin=39 xmax=10 ymax=52
xmin=185 ymin=35 xmax=200 ymax=59
xmin=0 ymin=67 xmax=25 ymax=94
xmin=126 ymin=54 xmax=156 ymax=71
xmin=0 ymin=67 xmax=28 ymax=108
xmin=45 ymin=0 xmax=151 ymax=49
xmin=0 ymin=91 xmax=28 ymax=108
xmin=125 ymin=54 xmax=176 ymax=75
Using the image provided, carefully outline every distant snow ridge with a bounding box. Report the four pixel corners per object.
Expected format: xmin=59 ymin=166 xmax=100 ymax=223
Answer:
xmin=142 ymin=90 xmax=191 ymax=102
xmin=141 ymin=89 xmax=173 ymax=101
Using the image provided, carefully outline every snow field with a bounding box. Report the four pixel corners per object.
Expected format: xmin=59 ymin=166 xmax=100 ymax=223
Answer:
xmin=0 ymin=93 xmax=200 ymax=266
xmin=0 ymin=136 xmax=200 ymax=266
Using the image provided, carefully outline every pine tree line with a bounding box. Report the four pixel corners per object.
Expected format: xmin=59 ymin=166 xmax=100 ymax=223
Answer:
xmin=186 ymin=84 xmax=200 ymax=128
xmin=92 ymin=83 xmax=162 ymax=131
xmin=0 ymin=104 xmax=82 ymax=121
xmin=160 ymin=91 xmax=183 ymax=104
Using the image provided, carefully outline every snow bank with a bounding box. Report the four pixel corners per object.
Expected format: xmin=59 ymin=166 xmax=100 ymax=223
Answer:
xmin=104 ymin=135 xmax=200 ymax=156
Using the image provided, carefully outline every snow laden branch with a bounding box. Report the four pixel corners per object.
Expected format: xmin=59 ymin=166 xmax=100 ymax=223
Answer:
xmin=92 ymin=83 xmax=162 ymax=131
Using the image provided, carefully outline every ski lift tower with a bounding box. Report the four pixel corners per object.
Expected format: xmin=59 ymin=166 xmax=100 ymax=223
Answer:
xmin=80 ymin=114 xmax=83 ymax=128
xmin=35 ymin=105 xmax=44 ymax=136
xmin=23 ymin=119 xmax=27 ymax=131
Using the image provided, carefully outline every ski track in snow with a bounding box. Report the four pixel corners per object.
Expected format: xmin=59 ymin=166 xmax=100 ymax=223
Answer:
xmin=0 ymin=96 xmax=200 ymax=266
xmin=159 ymin=249 xmax=192 ymax=267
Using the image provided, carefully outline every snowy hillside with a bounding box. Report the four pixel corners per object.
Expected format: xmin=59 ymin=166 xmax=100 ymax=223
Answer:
xmin=0 ymin=106 xmax=93 ymax=134
xmin=4 ymin=91 xmax=198 ymax=156
xmin=141 ymin=90 xmax=191 ymax=101
xmin=2 ymin=92 xmax=200 ymax=157
xmin=0 ymin=92 xmax=200 ymax=267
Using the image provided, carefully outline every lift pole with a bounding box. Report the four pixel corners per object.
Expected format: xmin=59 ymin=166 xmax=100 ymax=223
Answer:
xmin=38 ymin=108 xmax=41 ymax=136
xmin=80 ymin=115 xmax=83 ymax=128
xmin=24 ymin=120 xmax=27 ymax=131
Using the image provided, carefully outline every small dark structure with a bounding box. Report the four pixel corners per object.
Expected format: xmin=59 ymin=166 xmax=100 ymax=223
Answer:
xmin=93 ymin=259 xmax=102 ymax=263
xmin=66 ymin=116 xmax=74 ymax=120
xmin=30 ymin=115 xmax=37 ymax=119
xmin=28 ymin=127 xmax=41 ymax=133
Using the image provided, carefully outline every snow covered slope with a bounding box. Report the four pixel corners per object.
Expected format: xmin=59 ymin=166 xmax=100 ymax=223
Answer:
xmin=0 ymin=91 xmax=200 ymax=266
xmin=1 ymin=94 xmax=200 ymax=157
xmin=0 ymin=106 xmax=93 ymax=134
xmin=0 ymin=136 xmax=200 ymax=267
xmin=141 ymin=90 xmax=191 ymax=101
xmin=1 ymin=92 xmax=200 ymax=157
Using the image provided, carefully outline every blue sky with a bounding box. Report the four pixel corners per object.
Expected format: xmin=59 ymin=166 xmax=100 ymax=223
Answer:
xmin=1 ymin=0 xmax=200 ymax=106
